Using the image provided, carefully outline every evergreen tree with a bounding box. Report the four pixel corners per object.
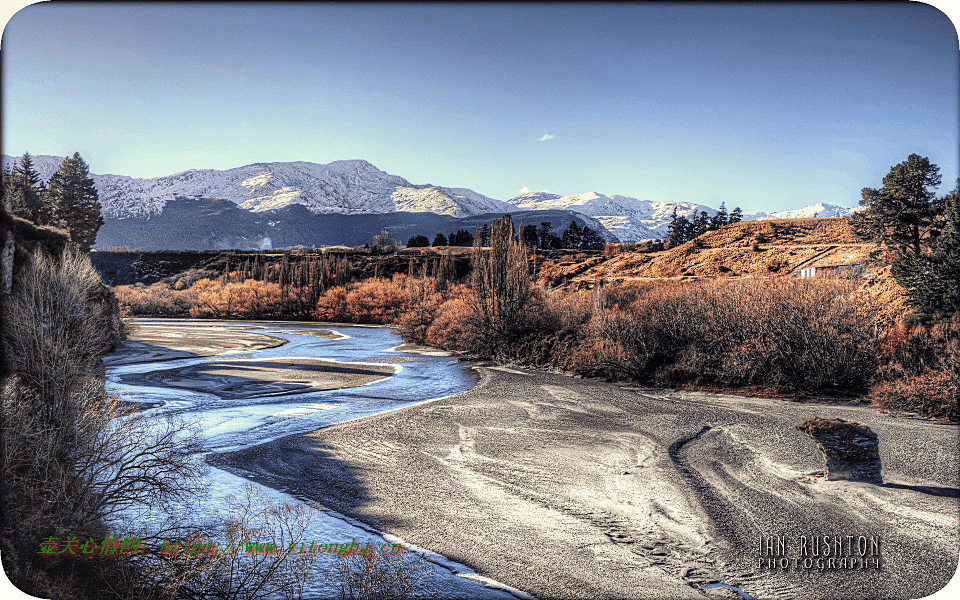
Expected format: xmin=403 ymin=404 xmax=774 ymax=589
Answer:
xmin=665 ymin=207 xmax=688 ymax=247
xmin=851 ymin=154 xmax=944 ymax=256
xmin=43 ymin=153 xmax=103 ymax=252
xmin=449 ymin=229 xmax=474 ymax=246
xmin=478 ymin=223 xmax=490 ymax=246
xmin=521 ymin=224 xmax=539 ymax=248
xmin=692 ymin=211 xmax=710 ymax=238
xmin=537 ymin=222 xmax=552 ymax=249
xmin=710 ymin=202 xmax=728 ymax=230
xmin=4 ymin=153 xmax=49 ymax=224
xmin=890 ymin=181 xmax=960 ymax=312
xmin=407 ymin=235 xmax=430 ymax=248
xmin=580 ymin=226 xmax=605 ymax=250
xmin=2 ymin=166 xmax=28 ymax=219
xmin=729 ymin=206 xmax=743 ymax=224
xmin=562 ymin=221 xmax=583 ymax=249
xmin=432 ymin=233 xmax=448 ymax=247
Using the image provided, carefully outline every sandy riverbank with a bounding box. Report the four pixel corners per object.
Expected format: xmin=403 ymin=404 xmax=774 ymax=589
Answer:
xmin=211 ymin=365 xmax=959 ymax=600
xmin=103 ymin=321 xmax=293 ymax=365
xmin=107 ymin=320 xmax=398 ymax=397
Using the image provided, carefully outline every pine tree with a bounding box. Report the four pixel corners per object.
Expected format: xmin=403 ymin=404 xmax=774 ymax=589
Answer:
xmin=729 ymin=206 xmax=743 ymax=224
xmin=521 ymin=224 xmax=538 ymax=248
xmin=2 ymin=166 xmax=28 ymax=220
xmin=4 ymin=153 xmax=49 ymax=224
xmin=665 ymin=207 xmax=687 ymax=247
xmin=43 ymin=153 xmax=103 ymax=252
xmin=537 ymin=222 xmax=553 ymax=249
xmin=407 ymin=235 xmax=430 ymax=248
xmin=891 ymin=181 xmax=960 ymax=312
xmin=580 ymin=226 xmax=605 ymax=250
xmin=432 ymin=233 xmax=448 ymax=247
xmin=851 ymin=154 xmax=944 ymax=256
xmin=448 ymin=229 xmax=474 ymax=246
xmin=692 ymin=211 xmax=710 ymax=238
xmin=478 ymin=224 xmax=490 ymax=246
xmin=710 ymin=202 xmax=728 ymax=230
xmin=562 ymin=221 xmax=583 ymax=249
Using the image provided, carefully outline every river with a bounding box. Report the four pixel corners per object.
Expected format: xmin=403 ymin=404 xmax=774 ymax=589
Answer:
xmin=104 ymin=319 xmax=528 ymax=599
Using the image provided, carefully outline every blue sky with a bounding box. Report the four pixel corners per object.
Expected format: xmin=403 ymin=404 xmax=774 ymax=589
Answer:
xmin=2 ymin=2 xmax=958 ymax=213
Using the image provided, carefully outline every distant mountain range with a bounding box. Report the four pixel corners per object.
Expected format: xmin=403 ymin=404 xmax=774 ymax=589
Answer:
xmin=2 ymin=154 xmax=860 ymax=249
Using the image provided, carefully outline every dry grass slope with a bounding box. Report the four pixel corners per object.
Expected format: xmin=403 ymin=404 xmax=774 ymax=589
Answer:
xmin=566 ymin=218 xmax=872 ymax=283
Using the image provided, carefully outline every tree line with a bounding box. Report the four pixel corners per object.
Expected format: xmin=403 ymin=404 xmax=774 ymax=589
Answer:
xmin=2 ymin=152 xmax=103 ymax=253
xmin=408 ymin=220 xmax=605 ymax=251
xmin=664 ymin=202 xmax=743 ymax=247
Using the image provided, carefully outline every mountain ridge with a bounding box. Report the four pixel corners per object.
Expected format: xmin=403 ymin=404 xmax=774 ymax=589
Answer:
xmin=3 ymin=154 xmax=861 ymax=244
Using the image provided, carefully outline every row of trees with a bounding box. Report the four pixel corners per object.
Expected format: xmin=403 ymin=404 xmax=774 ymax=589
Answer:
xmin=664 ymin=202 xmax=743 ymax=247
xmin=407 ymin=220 xmax=605 ymax=251
xmin=519 ymin=221 xmax=605 ymax=251
xmin=3 ymin=152 xmax=103 ymax=252
xmin=407 ymin=229 xmax=476 ymax=248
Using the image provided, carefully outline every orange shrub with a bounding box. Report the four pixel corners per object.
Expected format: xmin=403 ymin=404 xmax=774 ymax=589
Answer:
xmin=314 ymin=286 xmax=350 ymax=322
xmin=315 ymin=275 xmax=409 ymax=324
xmin=870 ymin=370 xmax=959 ymax=421
xmin=115 ymin=283 xmax=196 ymax=316
xmin=423 ymin=295 xmax=486 ymax=354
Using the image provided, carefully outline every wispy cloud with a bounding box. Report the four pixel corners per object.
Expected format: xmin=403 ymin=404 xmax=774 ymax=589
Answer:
xmin=538 ymin=133 xmax=555 ymax=142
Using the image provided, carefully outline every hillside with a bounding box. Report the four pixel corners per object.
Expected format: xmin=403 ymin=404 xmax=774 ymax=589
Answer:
xmin=563 ymin=218 xmax=871 ymax=283
xmin=95 ymin=199 xmax=608 ymax=251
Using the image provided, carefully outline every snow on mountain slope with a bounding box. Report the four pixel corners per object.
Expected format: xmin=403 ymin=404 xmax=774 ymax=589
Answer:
xmin=752 ymin=203 xmax=862 ymax=220
xmin=2 ymin=156 xmax=513 ymax=219
xmin=3 ymin=154 xmax=860 ymax=242
xmin=508 ymin=191 xmax=717 ymax=241
xmin=1 ymin=154 xmax=65 ymax=181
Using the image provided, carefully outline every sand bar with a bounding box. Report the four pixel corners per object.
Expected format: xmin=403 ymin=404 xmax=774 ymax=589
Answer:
xmin=211 ymin=366 xmax=959 ymax=599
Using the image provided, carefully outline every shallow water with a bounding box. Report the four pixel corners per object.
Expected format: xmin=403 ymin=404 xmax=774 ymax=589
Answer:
xmin=104 ymin=320 xmax=524 ymax=599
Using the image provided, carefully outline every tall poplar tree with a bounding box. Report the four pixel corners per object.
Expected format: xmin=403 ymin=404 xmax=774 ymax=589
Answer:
xmin=43 ymin=153 xmax=103 ymax=252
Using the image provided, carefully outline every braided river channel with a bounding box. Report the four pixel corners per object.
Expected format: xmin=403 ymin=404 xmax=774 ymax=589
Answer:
xmin=104 ymin=320 xmax=529 ymax=599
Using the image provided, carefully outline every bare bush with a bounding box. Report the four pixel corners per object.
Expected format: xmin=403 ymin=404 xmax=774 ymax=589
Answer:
xmin=328 ymin=544 xmax=433 ymax=600
xmin=3 ymin=248 xmax=118 ymax=415
xmin=127 ymin=482 xmax=319 ymax=600
xmin=2 ymin=247 xmax=320 ymax=597
xmin=577 ymin=278 xmax=878 ymax=395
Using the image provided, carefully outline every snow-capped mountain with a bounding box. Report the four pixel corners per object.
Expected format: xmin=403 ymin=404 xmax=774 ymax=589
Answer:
xmin=1 ymin=156 xmax=512 ymax=219
xmin=1 ymin=154 xmax=65 ymax=181
xmin=3 ymin=154 xmax=861 ymax=244
xmin=507 ymin=192 xmax=863 ymax=241
xmin=509 ymin=191 xmax=719 ymax=241
xmin=752 ymin=203 xmax=862 ymax=220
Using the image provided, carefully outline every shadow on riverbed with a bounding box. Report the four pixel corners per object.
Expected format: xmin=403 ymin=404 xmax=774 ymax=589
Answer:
xmin=209 ymin=435 xmax=378 ymax=524
xmin=103 ymin=340 xmax=202 ymax=366
xmin=881 ymin=482 xmax=960 ymax=497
